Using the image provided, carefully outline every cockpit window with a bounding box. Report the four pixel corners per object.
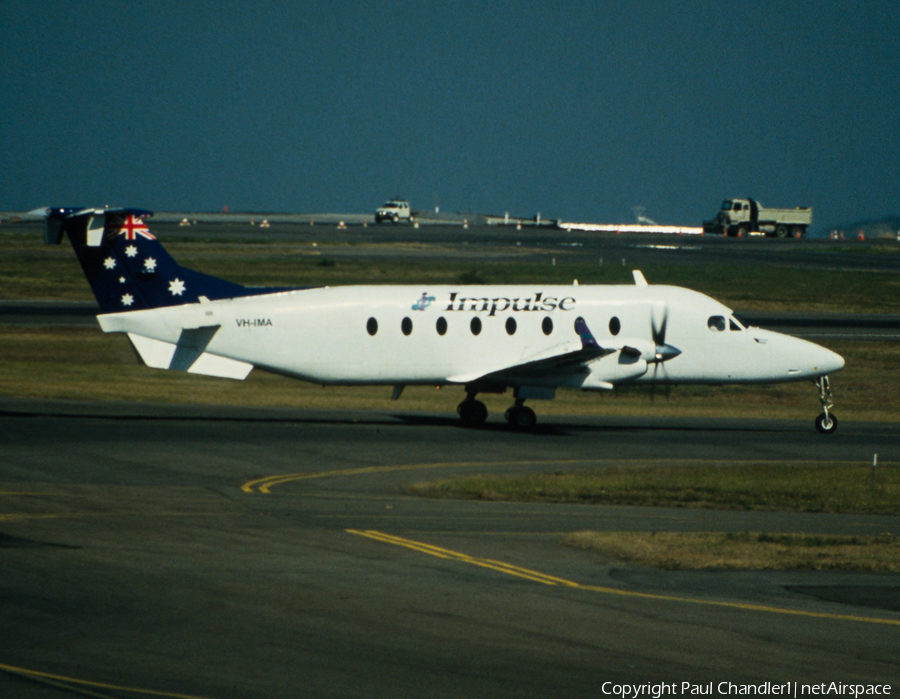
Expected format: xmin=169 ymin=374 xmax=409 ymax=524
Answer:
xmin=708 ymin=315 xmax=726 ymax=332
xmin=729 ymin=317 xmax=744 ymax=331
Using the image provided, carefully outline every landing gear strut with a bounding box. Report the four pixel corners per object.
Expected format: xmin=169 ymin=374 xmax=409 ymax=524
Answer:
xmin=505 ymin=399 xmax=537 ymax=431
xmin=814 ymin=375 xmax=837 ymax=434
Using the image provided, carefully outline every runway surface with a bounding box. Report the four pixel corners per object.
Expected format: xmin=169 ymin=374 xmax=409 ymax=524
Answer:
xmin=1 ymin=400 xmax=898 ymax=698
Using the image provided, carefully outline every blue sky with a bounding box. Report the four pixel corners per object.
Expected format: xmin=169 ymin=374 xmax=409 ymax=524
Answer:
xmin=2 ymin=1 xmax=898 ymax=230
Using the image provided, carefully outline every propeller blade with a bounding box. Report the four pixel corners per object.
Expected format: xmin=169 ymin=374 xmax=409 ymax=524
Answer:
xmin=651 ymin=302 xmax=668 ymax=347
xmin=650 ymin=303 xmax=681 ymax=363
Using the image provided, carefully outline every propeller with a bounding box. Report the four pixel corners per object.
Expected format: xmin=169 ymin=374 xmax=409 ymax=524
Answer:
xmin=649 ymin=302 xmax=681 ymax=400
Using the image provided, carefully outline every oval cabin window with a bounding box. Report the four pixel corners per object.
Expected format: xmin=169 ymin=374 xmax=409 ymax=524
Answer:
xmin=609 ymin=317 xmax=621 ymax=336
xmin=542 ymin=317 xmax=553 ymax=335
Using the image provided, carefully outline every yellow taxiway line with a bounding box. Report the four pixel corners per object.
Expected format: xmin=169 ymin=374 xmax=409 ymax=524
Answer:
xmin=0 ymin=661 xmax=215 ymax=699
xmin=241 ymin=458 xmax=874 ymax=494
xmin=241 ymin=458 xmax=598 ymax=493
xmin=347 ymin=529 xmax=900 ymax=627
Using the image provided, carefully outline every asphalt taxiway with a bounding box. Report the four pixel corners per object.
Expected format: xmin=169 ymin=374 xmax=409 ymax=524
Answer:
xmin=1 ymin=400 xmax=898 ymax=698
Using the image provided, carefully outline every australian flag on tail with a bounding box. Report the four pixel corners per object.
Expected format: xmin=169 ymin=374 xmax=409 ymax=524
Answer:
xmin=46 ymin=207 xmax=289 ymax=314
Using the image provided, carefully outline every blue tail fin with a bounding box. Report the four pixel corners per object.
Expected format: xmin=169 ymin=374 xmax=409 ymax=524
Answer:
xmin=47 ymin=208 xmax=270 ymax=313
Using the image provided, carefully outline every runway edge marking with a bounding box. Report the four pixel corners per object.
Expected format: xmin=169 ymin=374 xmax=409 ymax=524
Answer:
xmin=347 ymin=530 xmax=900 ymax=627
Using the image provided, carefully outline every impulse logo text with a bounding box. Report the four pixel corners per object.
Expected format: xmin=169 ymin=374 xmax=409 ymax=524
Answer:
xmin=445 ymin=292 xmax=575 ymax=316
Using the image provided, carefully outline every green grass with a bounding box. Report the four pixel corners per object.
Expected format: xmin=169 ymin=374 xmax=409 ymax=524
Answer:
xmin=404 ymin=462 xmax=900 ymax=515
xmin=2 ymin=226 xmax=899 ymax=420
xmin=563 ymin=532 xmax=900 ymax=571
xmin=2 ymin=228 xmax=900 ymax=312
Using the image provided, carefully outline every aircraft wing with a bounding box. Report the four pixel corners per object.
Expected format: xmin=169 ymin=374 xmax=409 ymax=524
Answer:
xmin=446 ymin=317 xmax=612 ymax=384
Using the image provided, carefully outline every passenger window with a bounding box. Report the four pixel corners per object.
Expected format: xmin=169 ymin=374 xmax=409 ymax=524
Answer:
xmin=366 ymin=317 xmax=378 ymax=336
xmin=609 ymin=317 xmax=621 ymax=336
xmin=542 ymin=317 xmax=553 ymax=335
xmin=436 ymin=316 xmax=447 ymax=336
xmin=708 ymin=316 xmax=726 ymax=332
xmin=505 ymin=317 xmax=517 ymax=335
xmin=401 ymin=317 xmax=412 ymax=336
xmin=470 ymin=317 xmax=482 ymax=336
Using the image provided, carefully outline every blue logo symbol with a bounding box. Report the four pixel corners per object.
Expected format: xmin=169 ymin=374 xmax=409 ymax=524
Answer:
xmin=412 ymin=293 xmax=435 ymax=311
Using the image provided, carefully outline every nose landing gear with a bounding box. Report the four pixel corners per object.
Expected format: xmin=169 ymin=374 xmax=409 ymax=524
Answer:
xmin=814 ymin=375 xmax=837 ymax=434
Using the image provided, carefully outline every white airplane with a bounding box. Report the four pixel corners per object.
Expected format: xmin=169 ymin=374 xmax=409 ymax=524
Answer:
xmin=46 ymin=207 xmax=845 ymax=433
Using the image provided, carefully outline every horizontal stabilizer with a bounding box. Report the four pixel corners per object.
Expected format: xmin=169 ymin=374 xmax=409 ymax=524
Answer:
xmin=127 ymin=333 xmax=253 ymax=380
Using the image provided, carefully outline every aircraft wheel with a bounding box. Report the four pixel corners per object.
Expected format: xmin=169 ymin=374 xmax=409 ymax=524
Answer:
xmin=458 ymin=399 xmax=488 ymax=428
xmin=815 ymin=412 xmax=837 ymax=434
xmin=506 ymin=406 xmax=537 ymax=431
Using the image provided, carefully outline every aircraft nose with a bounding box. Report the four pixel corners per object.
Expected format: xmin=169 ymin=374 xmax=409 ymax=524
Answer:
xmin=779 ymin=334 xmax=845 ymax=379
xmin=815 ymin=345 xmax=845 ymax=375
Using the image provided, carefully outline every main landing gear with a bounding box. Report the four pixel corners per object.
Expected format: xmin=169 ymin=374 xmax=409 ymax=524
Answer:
xmin=457 ymin=396 xmax=488 ymax=428
xmin=814 ymin=375 xmax=838 ymax=434
xmin=457 ymin=390 xmax=538 ymax=431
xmin=505 ymin=400 xmax=536 ymax=431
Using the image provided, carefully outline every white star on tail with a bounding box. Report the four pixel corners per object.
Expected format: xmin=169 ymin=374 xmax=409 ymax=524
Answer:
xmin=121 ymin=293 xmax=134 ymax=306
xmin=169 ymin=278 xmax=186 ymax=296
xmin=125 ymin=245 xmax=138 ymax=258
xmin=144 ymin=257 xmax=157 ymax=272
xmin=103 ymin=257 xmax=116 ymax=270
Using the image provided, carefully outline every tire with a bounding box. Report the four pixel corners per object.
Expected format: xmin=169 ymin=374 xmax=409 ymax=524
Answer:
xmin=815 ymin=412 xmax=837 ymax=434
xmin=775 ymin=225 xmax=788 ymax=238
xmin=458 ymin=399 xmax=488 ymax=428
xmin=506 ymin=406 xmax=536 ymax=431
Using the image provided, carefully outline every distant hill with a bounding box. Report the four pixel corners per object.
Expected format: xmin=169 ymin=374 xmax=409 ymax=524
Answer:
xmin=817 ymin=215 xmax=900 ymax=239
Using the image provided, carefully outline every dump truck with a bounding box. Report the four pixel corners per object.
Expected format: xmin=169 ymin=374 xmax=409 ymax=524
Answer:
xmin=703 ymin=198 xmax=812 ymax=238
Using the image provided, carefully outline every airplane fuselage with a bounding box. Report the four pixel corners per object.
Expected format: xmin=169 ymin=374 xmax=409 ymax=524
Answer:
xmin=98 ymin=283 xmax=844 ymax=390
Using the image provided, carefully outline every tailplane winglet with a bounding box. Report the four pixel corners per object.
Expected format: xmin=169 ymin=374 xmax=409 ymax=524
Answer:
xmin=574 ymin=316 xmax=601 ymax=351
